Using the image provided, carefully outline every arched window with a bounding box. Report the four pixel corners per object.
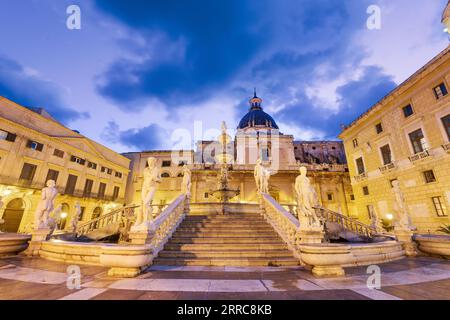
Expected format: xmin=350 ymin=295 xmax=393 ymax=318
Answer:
xmin=177 ymin=173 xmax=183 ymax=177
xmin=161 ymin=172 xmax=170 ymax=178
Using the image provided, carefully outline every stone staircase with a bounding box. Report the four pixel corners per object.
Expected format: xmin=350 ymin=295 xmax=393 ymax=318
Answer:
xmin=154 ymin=213 xmax=299 ymax=267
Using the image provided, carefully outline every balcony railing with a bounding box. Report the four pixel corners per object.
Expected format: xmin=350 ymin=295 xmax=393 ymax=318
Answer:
xmin=379 ymin=162 xmax=396 ymax=173
xmin=354 ymin=172 xmax=367 ymax=182
xmin=408 ymin=149 xmax=430 ymax=162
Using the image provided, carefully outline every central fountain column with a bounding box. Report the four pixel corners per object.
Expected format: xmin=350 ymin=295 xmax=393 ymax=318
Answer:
xmin=209 ymin=122 xmax=240 ymax=214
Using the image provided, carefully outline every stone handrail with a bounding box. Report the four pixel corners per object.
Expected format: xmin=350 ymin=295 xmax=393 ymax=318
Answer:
xmin=148 ymin=194 xmax=188 ymax=256
xmin=314 ymin=207 xmax=377 ymax=238
xmin=77 ymin=205 xmax=138 ymax=237
xmin=260 ymin=193 xmax=301 ymax=259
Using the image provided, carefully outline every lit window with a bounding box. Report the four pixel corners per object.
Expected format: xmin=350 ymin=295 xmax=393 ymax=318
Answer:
xmin=432 ymin=196 xmax=447 ymax=217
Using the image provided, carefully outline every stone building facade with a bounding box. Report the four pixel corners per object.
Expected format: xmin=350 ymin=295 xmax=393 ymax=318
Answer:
xmin=0 ymin=97 xmax=130 ymax=233
xmin=339 ymin=46 xmax=450 ymax=232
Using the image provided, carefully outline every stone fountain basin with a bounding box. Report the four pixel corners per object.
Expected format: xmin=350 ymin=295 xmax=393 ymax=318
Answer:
xmin=414 ymin=234 xmax=450 ymax=259
xmin=299 ymin=240 xmax=405 ymax=277
xmin=0 ymin=233 xmax=32 ymax=256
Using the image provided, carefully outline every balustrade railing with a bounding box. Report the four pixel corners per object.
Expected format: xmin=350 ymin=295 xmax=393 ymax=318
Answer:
xmin=260 ymin=193 xmax=301 ymax=258
xmin=148 ymin=194 xmax=188 ymax=256
xmin=314 ymin=207 xmax=377 ymax=238
xmin=76 ymin=205 xmax=138 ymax=237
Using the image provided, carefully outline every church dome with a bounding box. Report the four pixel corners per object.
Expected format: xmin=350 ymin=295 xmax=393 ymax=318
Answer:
xmin=237 ymin=91 xmax=279 ymax=130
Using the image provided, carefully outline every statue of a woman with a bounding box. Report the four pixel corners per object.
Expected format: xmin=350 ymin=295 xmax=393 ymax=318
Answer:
xmin=392 ymin=180 xmax=411 ymax=230
xmin=181 ymin=164 xmax=192 ymax=197
xmin=294 ymin=166 xmax=321 ymax=229
xmin=261 ymin=166 xmax=272 ymax=194
xmin=254 ymin=159 xmax=265 ymax=193
xmin=34 ymin=180 xmax=58 ymax=229
xmin=136 ymin=157 xmax=161 ymax=227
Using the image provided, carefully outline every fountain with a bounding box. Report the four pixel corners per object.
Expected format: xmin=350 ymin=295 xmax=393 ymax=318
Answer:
xmin=208 ymin=121 xmax=240 ymax=214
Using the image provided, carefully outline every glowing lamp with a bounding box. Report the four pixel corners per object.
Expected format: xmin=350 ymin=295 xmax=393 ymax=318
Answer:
xmin=386 ymin=213 xmax=394 ymax=220
xmin=60 ymin=212 xmax=68 ymax=219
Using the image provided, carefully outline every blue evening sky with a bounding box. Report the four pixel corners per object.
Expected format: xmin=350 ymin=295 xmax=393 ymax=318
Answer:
xmin=0 ymin=0 xmax=448 ymax=152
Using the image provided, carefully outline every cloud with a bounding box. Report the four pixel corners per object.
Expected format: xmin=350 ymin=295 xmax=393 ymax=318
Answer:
xmin=0 ymin=55 xmax=89 ymax=124
xmin=101 ymin=121 xmax=169 ymax=151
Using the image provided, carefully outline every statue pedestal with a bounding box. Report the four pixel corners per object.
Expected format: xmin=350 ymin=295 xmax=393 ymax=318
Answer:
xmin=297 ymin=228 xmax=325 ymax=244
xmin=25 ymin=228 xmax=51 ymax=256
xmin=129 ymin=224 xmax=155 ymax=245
xmin=395 ymin=229 xmax=418 ymax=256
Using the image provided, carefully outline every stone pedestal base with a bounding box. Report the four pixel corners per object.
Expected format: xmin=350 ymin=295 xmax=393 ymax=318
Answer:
xmin=297 ymin=228 xmax=325 ymax=244
xmin=395 ymin=229 xmax=418 ymax=256
xmin=107 ymin=267 xmax=142 ymax=278
xmin=312 ymin=265 xmax=345 ymax=277
xmin=128 ymin=225 xmax=155 ymax=245
xmin=25 ymin=228 xmax=51 ymax=256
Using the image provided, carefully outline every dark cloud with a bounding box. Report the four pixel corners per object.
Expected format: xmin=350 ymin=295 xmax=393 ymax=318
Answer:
xmin=102 ymin=121 xmax=169 ymax=151
xmin=94 ymin=0 xmax=398 ymax=144
xmin=0 ymin=55 xmax=89 ymax=124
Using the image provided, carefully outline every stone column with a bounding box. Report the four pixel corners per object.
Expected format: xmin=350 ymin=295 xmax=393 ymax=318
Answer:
xmin=297 ymin=227 xmax=325 ymax=245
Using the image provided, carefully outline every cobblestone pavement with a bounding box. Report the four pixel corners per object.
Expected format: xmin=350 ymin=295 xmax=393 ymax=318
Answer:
xmin=0 ymin=255 xmax=449 ymax=300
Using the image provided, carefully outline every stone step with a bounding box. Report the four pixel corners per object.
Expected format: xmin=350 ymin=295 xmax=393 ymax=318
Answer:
xmin=169 ymin=237 xmax=283 ymax=244
xmin=164 ymin=243 xmax=288 ymax=251
xmin=184 ymin=216 xmax=264 ymax=222
xmin=180 ymin=223 xmax=270 ymax=229
xmin=153 ymin=257 xmax=300 ymax=267
xmin=172 ymin=233 xmax=279 ymax=239
xmin=176 ymin=226 xmax=274 ymax=232
xmin=158 ymin=250 xmax=294 ymax=258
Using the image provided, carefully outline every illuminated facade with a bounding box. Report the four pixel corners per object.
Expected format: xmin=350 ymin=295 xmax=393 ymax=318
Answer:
xmin=339 ymin=46 xmax=450 ymax=232
xmin=0 ymin=97 xmax=130 ymax=233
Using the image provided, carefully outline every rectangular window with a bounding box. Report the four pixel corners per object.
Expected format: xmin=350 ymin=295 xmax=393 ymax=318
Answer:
xmin=98 ymin=182 xmax=107 ymax=199
xmin=83 ymin=179 xmax=93 ymax=197
xmin=107 ymin=168 xmax=112 ymax=175
xmin=375 ymin=123 xmax=383 ymax=134
xmin=45 ymin=169 xmax=59 ymax=184
xmin=352 ymin=138 xmax=358 ymax=148
xmin=362 ymin=186 xmax=369 ymax=196
xmin=112 ymin=186 xmax=120 ymax=200
xmin=26 ymin=140 xmax=44 ymax=152
xmin=441 ymin=114 xmax=450 ymax=141
xmin=101 ymin=166 xmax=107 ymax=173
xmin=87 ymin=161 xmax=97 ymax=170
xmin=350 ymin=194 xmax=355 ymax=201
xmin=0 ymin=129 xmax=16 ymax=142
xmin=327 ymin=193 xmax=333 ymax=201
xmin=408 ymin=128 xmax=426 ymax=154
xmin=19 ymin=163 xmax=37 ymax=183
xmin=402 ymin=104 xmax=414 ymax=118
xmin=355 ymin=157 xmax=365 ymax=175
xmin=115 ymin=172 xmax=122 ymax=178
xmin=432 ymin=196 xmax=447 ymax=217
xmin=204 ymin=192 xmax=209 ymax=199
xmin=79 ymin=207 xmax=86 ymax=221
xmin=53 ymin=149 xmax=64 ymax=158
xmin=65 ymin=174 xmax=78 ymax=195
xmin=162 ymin=160 xmax=171 ymax=167
xmin=70 ymin=155 xmax=85 ymax=165
xmin=380 ymin=144 xmax=392 ymax=165
xmin=423 ymin=170 xmax=436 ymax=183
xmin=433 ymin=83 xmax=448 ymax=99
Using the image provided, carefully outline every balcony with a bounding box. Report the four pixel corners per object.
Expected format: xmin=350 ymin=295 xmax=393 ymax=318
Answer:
xmin=379 ymin=162 xmax=396 ymax=173
xmin=442 ymin=141 xmax=450 ymax=152
xmin=354 ymin=172 xmax=367 ymax=182
xmin=408 ymin=150 xmax=430 ymax=162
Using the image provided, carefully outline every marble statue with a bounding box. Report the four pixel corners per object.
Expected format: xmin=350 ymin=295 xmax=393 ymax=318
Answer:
xmin=369 ymin=206 xmax=384 ymax=233
xmin=261 ymin=166 xmax=273 ymax=194
xmin=34 ymin=180 xmax=58 ymax=229
xmin=294 ymin=166 xmax=321 ymax=229
xmin=70 ymin=202 xmax=82 ymax=233
xmin=181 ymin=164 xmax=192 ymax=197
xmin=392 ymin=180 xmax=412 ymax=231
xmin=135 ymin=157 xmax=161 ymax=227
xmin=254 ymin=159 xmax=265 ymax=193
